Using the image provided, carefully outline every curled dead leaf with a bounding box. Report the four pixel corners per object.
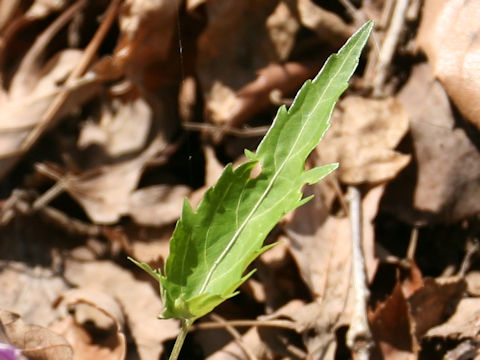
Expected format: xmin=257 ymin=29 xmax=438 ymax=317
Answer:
xmin=51 ymin=289 xmax=126 ymax=360
xmin=64 ymin=260 xmax=179 ymax=360
xmin=387 ymin=63 xmax=480 ymax=224
xmin=0 ymin=309 xmax=73 ymax=360
xmin=416 ymin=0 xmax=480 ymax=129
xmin=297 ymin=0 xmax=353 ymax=48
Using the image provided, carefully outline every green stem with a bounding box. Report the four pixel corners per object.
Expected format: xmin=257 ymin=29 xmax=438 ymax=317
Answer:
xmin=168 ymin=319 xmax=193 ymax=360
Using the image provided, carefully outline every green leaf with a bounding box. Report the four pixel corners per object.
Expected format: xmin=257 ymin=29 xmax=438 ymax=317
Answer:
xmin=131 ymin=21 xmax=373 ymax=322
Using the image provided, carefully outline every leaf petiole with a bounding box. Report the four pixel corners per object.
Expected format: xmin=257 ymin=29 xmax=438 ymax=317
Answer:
xmin=168 ymin=319 xmax=193 ymax=360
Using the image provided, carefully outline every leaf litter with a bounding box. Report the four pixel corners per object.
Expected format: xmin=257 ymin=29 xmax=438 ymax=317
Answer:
xmin=1 ymin=1 xmax=480 ymax=359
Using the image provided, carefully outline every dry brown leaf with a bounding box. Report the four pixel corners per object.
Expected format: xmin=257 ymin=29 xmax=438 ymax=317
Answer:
xmin=129 ymin=184 xmax=190 ymax=226
xmin=388 ymin=63 xmax=480 ymax=224
xmin=204 ymin=326 xmax=273 ymax=360
xmin=63 ymin=260 xmax=179 ymax=360
xmin=0 ymin=0 xmax=101 ymax=181
xmin=197 ymin=0 xmax=291 ymax=125
xmin=317 ymin=96 xmax=410 ymax=185
xmin=186 ymin=0 xmax=205 ymax=12
xmin=204 ymin=300 xmax=304 ymax=360
xmin=369 ymin=283 xmax=416 ymax=360
xmin=0 ymin=308 xmax=73 ymax=360
xmin=416 ymin=0 xmax=480 ymax=129
xmin=228 ymin=61 xmax=320 ymax=128
xmin=26 ymin=0 xmax=69 ymax=19
xmin=266 ymin=1 xmax=299 ymax=60
xmin=115 ymin=0 xmax=178 ymax=76
xmin=78 ymin=97 xmax=152 ymax=157
xmin=51 ymin=289 xmax=126 ymax=360
xmin=426 ymin=298 xmax=480 ymax=340
xmin=369 ymin=273 xmax=466 ymax=359
xmin=297 ymin=0 xmax=353 ymax=48
xmin=53 ymin=138 xmax=163 ymax=224
xmin=0 ymin=262 xmax=69 ymax=327
xmin=127 ymin=225 xmax=172 ymax=264
xmin=189 ymin=145 xmax=224 ymax=208
xmin=285 ymin=185 xmax=383 ymax=358
xmin=466 ymin=271 xmax=480 ymax=297
xmin=0 ymin=0 xmax=21 ymax=32
xmin=408 ymin=277 xmax=466 ymax=339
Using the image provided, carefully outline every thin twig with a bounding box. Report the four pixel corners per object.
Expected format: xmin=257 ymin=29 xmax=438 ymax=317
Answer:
xmin=183 ymin=122 xmax=270 ymax=138
xmin=406 ymin=226 xmax=419 ymax=261
xmin=18 ymin=0 xmax=121 ymax=156
xmin=210 ymin=314 xmax=258 ymax=360
xmin=39 ymin=206 xmax=101 ymax=237
xmin=458 ymin=239 xmax=480 ymax=277
xmin=371 ymin=0 xmax=410 ymax=96
xmin=346 ymin=186 xmax=373 ymax=360
xmin=190 ymin=318 xmax=299 ymax=332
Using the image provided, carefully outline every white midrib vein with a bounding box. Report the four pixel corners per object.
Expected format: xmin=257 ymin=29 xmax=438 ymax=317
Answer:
xmin=197 ymin=45 xmax=355 ymax=295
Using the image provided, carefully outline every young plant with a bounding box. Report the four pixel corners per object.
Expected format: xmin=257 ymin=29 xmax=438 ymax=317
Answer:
xmin=130 ymin=21 xmax=373 ymax=360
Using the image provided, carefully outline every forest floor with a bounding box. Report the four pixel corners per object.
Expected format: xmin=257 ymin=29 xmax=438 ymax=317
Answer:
xmin=1 ymin=0 xmax=480 ymax=359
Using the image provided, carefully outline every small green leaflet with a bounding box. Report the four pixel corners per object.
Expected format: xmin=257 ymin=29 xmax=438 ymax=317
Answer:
xmin=130 ymin=21 xmax=373 ymax=322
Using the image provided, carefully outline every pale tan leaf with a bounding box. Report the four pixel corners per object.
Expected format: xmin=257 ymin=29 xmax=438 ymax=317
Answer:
xmin=426 ymin=298 xmax=480 ymax=340
xmin=266 ymin=1 xmax=299 ymax=60
xmin=59 ymin=138 xmax=163 ymax=224
xmin=416 ymin=0 xmax=480 ymax=129
xmin=129 ymin=184 xmax=190 ymax=226
xmin=26 ymin=0 xmax=68 ymax=19
xmin=0 ymin=262 xmax=69 ymax=327
xmin=78 ymin=97 xmax=152 ymax=157
xmin=317 ymin=96 xmax=410 ymax=185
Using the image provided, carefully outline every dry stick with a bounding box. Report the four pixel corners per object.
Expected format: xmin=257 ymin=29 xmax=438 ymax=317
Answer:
xmin=210 ymin=313 xmax=258 ymax=360
xmin=183 ymin=122 xmax=270 ymax=138
xmin=371 ymin=0 xmax=409 ymax=97
xmin=346 ymin=186 xmax=373 ymax=360
xmin=18 ymin=0 xmax=121 ymax=157
xmin=191 ymin=319 xmax=299 ymax=332
xmin=406 ymin=227 xmax=419 ymax=261
xmin=458 ymin=239 xmax=480 ymax=277
xmin=346 ymin=2 xmax=411 ymax=358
